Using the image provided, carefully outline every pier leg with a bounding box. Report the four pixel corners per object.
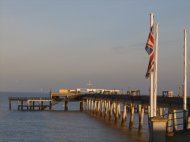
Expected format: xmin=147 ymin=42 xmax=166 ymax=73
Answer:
xmin=109 ymin=102 xmax=113 ymax=121
xmin=97 ymin=100 xmax=101 ymax=116
xmin=183 ymin=110 xmax=187 ymax=130
xmin=187 ymin=110 xmax=190 ymax=129
xmin=104 ymin=101 xmax=108 ymax=119
xmin=40 ymin=101 xmax=44 ymax=110
xmin=86 ymin=99 xmax=89 ymax=111
xmin=148 ymin=106 xmax=151 ymax=118
xmin=138 ymin=105 xmax=142 ymax=123
xmin=80 ymin=100 xmax=84 ymax=112
xmin=33 ymin=101 xmax=35 ymax=110
xmin=91 ymin=99 xmax=94 ymax=114
xmin=88 ymin=99 xmax=90 ymax=111
xmin=129 ymin=104 xmax=134 ymax=129
xmin=100 ymin=100 xmax=103 ymax=117
xmin=115 ymin=102 xmax=120 ymax=123
xmin=139 ymin=106 xmax=144 ymax=130
xmin=167 ymin=111 xmax=173 ymax=134
xmin=21 ymin=101 xmax=23 ymax=111
xmin=113 ymin=102 xmax=116 ymax=120
xmin=65 ymin=101 xmax=68 ymax=111
xmin=9 ymin=100 xmax=11 ymax=110
xmin=49 ymin=101 xmax=52 ymax=110
xmin=121 ymin=103 xmax=127 ymax=127
xmin=159 ymin=108 xmax=163 ymax=117
xmin=173 ymin=109 xmax=177 ymax=131
xmin=94 ymin=100 xmax=97 ymax=115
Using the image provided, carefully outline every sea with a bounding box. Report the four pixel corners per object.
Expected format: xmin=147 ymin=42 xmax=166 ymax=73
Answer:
xmin=0 ymin=92 xmax=149 ymax=142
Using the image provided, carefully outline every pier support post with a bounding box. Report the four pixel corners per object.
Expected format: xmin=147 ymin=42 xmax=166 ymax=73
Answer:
xmin=159 ymin=108 xmax=163 ymax=116
xmin=104 ymin=101 xmax=108 ymax=119
xmin=21 ymin=100 xmax=23 ymax=111
xmin=115 ymin=102 xmax=120 ymax=123
xmin=183 ymin=110 xmax=187 ymax=130
xmin=150 ymin=117 xmax=167 ymax=142
xmin=167 ymin=112 xmax=173 ymax=134
xmin=139 ymin=106 xmax=144 ymax=130
xmin=32 ymin=101 xmax=35 ymax=110
xmin=121 ymin=103 xmax=127 ymax=127
xmin=90 ymin=99 xmax=92 ymax=112
xmin=65 ymin=101 xmax=68 ymax=111
xmin=148 ymin=106 xmax=151 ymax=118
xmin=40 ymin=101 xmax=44 ymax=110
xmin=187 ymin=110 xmax=190 ymax=129
xmin=49 ymin=101 xmax=52 ymax=110
xmin=173 ymin=109 xmax=177 ymax=131
xmin=86 ymin=99 xmax=89 ymax=111
xmin=80 ymin=100 xmax=84 ymax=112
xmin=91 ymin=99 xmax=94 ymax=114
xmin=97 ymin=100 xmax=101 ymax=116
xmin=100 ymin=100 xmax=105 ymax=117
xmin=109 ymin=102 xmax=113 ymax=121
xmin=9 ymin=100 xmax=11 ymax=110
xmin=129 ymin=104 xmax=134 ymax=129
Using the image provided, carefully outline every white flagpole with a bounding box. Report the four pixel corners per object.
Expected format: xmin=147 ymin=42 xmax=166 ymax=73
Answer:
xmin=184 ymin=29 xmax=187 ymax=111
xmin=153 ymin=23 xmax=158 ymax=117
xmin=150 ymin=13 xmax=154 ymax=118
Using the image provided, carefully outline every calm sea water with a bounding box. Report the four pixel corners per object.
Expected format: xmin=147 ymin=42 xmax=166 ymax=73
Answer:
xmin=0 ymin=92 xmax=149 ymax=142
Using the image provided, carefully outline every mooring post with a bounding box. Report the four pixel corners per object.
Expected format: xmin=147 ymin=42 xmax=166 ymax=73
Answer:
xmin=129 ymin=104 xmax=134 ymax=129
xmin=121 ymin=103 xmax=127 ymax=127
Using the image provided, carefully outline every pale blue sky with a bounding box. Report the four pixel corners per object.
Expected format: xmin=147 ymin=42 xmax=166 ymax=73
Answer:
xmin=0 ymin=0 xmax=190 ymax=95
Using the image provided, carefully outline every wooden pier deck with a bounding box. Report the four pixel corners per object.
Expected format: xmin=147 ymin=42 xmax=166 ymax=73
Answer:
xmin=9 ymin=97 xmax=53 ymax=111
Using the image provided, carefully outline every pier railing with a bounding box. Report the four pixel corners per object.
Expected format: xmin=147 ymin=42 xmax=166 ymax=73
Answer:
xmin=164 ymin=110 xmax=190 ymax=134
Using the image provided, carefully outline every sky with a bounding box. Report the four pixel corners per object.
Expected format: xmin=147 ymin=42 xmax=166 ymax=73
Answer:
xmin=0 ymin=0 xmax=190 ymax=95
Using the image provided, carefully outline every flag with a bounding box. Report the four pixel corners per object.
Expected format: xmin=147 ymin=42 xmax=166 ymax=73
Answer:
xmin=145 ymin=25 xmax=154 ymax=78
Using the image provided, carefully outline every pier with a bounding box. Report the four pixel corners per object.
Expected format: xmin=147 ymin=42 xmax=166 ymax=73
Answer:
xmin=9 ymin=97 xmax=53 ymax=111
xmin=8 ymin=93 xmax=190 ymax=142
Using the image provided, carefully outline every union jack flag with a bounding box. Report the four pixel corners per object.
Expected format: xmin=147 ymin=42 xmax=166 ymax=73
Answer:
xmin=145 ymin=25 xmax=154 ymax=79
